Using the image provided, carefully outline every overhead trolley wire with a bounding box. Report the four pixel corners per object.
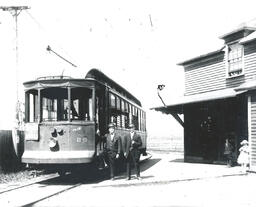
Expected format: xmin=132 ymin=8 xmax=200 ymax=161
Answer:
xmin=24 ymin=10 xmax=79 ymax=68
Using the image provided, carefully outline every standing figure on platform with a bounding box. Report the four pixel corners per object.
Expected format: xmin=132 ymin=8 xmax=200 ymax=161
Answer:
xmin=102 ymin=123 xmax=121 ymax=180
xmin=224 ymin=138 xmax=235 ymax=167
xmin=95 ymin=128 xmax=107 ymax=170
xmin=237 ymin=140 xmax=249 ymax=173
xmin=124 ymin=123 xmax=142 ymax=180
xmin=200 ymin=115 xmax=216 ymax=161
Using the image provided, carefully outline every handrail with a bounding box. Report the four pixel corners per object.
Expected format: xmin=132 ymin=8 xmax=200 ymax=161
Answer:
xmin=36 ymin=76 xmax=72 ymax=80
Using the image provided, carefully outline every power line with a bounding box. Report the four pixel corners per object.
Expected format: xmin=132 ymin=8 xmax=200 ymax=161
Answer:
xmin=25 ymin=10 xmax=79 ymax=68
xmin=25 ymin=9 xmax=45 ymax=31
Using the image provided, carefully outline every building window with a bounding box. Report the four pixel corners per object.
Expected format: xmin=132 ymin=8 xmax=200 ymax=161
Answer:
xmin=226 ymin=43 xmax=244 ymax=78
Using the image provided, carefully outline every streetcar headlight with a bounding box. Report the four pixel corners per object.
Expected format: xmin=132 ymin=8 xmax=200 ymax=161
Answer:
xmin=48 ymin=137 xmax=57 ymax=148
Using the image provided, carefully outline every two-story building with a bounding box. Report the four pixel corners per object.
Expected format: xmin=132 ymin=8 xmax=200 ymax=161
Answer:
xmin=153 ymin=22 xmax=256 ymax=171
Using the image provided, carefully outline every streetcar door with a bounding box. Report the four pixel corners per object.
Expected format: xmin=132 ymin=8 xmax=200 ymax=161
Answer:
xmin=96 ymin=88 xmax=107 ymax=136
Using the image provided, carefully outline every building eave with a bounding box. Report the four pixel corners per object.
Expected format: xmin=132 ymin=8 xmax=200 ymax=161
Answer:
xmin=219 ymin=26 xmax=256 ymax=40
xmin=177 ymin=47 xmax=225 ymax=66
xmin=151 ymin=88 xmax=247 ymax=114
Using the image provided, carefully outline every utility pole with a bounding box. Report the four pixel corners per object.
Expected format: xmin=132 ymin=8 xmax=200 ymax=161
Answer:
xmin=0 ymin=6 xmax=30 ymax=157
xmin=0 ymin=6 xmax=30 ymax=126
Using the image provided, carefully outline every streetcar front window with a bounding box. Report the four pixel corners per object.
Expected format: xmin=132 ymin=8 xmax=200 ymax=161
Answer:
xmin=41 ymin=88 xmax=67 ymax=121
xmin=25 ymin=87 xmax=93 ymax=122
xmin=70 ymin=87 xmax=93 ymax=121
xmin=25 ymin=90 xmax=39 ymax=122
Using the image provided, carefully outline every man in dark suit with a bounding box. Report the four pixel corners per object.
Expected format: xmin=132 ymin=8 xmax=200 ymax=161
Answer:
xmin=124 ymin=123 xmax=142 ymax=180
xmin=102 ymin=122 xmax=122 ymax=180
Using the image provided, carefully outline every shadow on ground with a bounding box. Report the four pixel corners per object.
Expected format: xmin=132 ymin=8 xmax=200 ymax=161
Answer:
xmin=38 ymin=158 xmax=161 ymax=186
xmin=141 ymin=158 xmax=161 ymax=172
xmin=169 ymin=158 xmax=184 ymax=163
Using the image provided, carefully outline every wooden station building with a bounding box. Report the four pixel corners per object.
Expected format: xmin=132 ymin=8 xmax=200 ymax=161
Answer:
xmin=153 ymin=22 xmax=256 ymax=171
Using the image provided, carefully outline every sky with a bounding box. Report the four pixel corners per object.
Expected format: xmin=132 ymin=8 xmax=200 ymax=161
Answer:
xmin=1 ymin=0 xmax=256 ymax=137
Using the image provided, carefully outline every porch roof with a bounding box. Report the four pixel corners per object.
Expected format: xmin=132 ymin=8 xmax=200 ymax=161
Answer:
xmin=151 ymin=88 xmax=246 ymax=114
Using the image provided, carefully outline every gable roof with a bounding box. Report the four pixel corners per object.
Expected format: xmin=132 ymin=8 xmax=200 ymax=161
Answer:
xmin=178 ymin=19 xmax=256 ymax=67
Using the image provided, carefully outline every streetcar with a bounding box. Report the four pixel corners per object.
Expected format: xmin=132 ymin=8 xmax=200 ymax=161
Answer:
xmin=22 ymin=69 xmax=147 ymax=174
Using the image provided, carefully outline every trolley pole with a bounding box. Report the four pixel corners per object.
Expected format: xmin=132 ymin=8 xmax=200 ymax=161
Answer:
xmin=0 ymin=6 xmax=30 ymax=127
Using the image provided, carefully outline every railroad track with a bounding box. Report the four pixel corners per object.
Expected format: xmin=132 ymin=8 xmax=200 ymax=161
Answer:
xmin=0 ymin=173 xmax=59 ymax=195
xmin=0 ymin=153 xmax=151 ymax=194
xmin=0 ymin=170 xmax=105 ymax=207
xmin=0 ymin=153 xmax=152 ymax=206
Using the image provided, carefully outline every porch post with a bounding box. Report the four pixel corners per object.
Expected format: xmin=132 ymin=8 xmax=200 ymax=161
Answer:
xmin=68 ymin=87 xmax=71 ymax=122
xmin=248 ymin=95 xmax=253 ymax=171
xmin=38 ymin=89 xmax=41 ymax=123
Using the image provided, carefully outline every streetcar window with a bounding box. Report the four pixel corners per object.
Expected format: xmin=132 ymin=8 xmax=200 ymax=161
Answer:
xmin=141 ymin=111 xmax=144 ymax=131
xmin=132 ymin=107 xmax=139 ymax=130
xmin=108 ymin=93 xmax=143 ymax=130
xmin=116 ymin=97 xmax=121 ymax=127
xmin=95 ymin=97 xmax=99 ymax=125
xmin=109 ymin=93 xmax=116 ymax=124
xmin=121 ymin=100 xmax=125 ymax=112
xmin=110 ymin=94 xmax=116 ymax=108
xmin=128 ymin=104 xmax=132 ymax=125
xmin=116 ymin=114 xmax=121 ymax=127
xmin=109 ymin=93 xmax=123 ymax=127
xmin=39 ymin=87 xmax=93 ymax=122
xmin=41 ymin=88 xmax=68 ymax=121
xmin=71 ymin=87 xmax=93 ymax=121
xmin=142 ymin=111 xmax=146 ymax=131
xmin=109 ymin=93 xmax=116 ymax=126
xmin=138 ymin=110 xmax=141 ymax=131
xmin=116 ymin=97 xmax=121 ymax=110
xmin=42 ymin=98 xmax=57 ymax=121
xmin=124 ymin=102 xmax=128 ymax=113
xmin=25 ymin=90 xmax=39 ymax=122
xmin=122 ymin=100 xmax=129 ymax=128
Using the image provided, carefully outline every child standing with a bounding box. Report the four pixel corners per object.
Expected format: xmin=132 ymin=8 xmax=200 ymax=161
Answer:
xmin=237 ymin=140 xmax=249 ymax=173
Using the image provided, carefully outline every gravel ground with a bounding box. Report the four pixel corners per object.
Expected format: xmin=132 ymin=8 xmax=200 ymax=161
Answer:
xmin=0 ymin=168 xmax=45 ymax=184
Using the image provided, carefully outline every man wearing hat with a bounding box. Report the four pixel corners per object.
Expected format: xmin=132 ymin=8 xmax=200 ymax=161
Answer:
xmin=102 ymin=122 xmax=122 ymax=180
xmin=124 ymin=123 xmax=142 ymax=180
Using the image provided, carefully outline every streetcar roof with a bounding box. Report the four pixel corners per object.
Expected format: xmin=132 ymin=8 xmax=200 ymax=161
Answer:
xmin=23 ymin=68 xmax=142 ymax=107
xmin=23 ymin=78 xmax=94 ymax=90
xmin=85 ymin=68 xmax=141 ymax=107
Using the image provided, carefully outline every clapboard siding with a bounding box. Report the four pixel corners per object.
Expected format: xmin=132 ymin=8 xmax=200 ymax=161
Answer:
xmin=184 ymin=54 xmax=226 ymax=95
xmin=244 ymin=43 xmax=256 ymax=82
xmin=250 ymin=94 xmax=256 ymax=166
xmin=184 ymin=41 xmax=256 ymax=95
xmin=225 ymin=75 xmax=246 ymax=88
